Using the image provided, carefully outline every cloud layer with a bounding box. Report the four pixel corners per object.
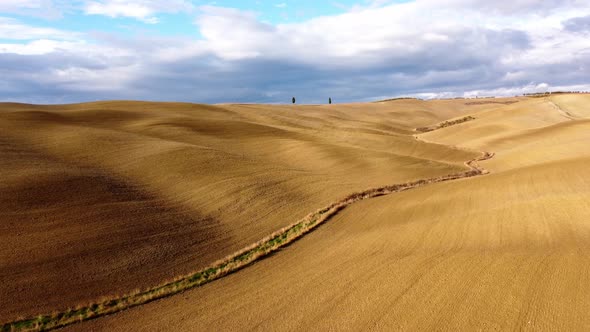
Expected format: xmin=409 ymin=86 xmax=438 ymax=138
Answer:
xmin=84 ymin=0 xmax=194 ymax=24
xmin=1 ymin=0 xmax=590 ymax=103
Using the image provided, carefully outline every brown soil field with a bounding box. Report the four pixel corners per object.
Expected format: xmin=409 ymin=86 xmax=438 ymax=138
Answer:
xmin=2 ymin=95 xmax=589 ymax=331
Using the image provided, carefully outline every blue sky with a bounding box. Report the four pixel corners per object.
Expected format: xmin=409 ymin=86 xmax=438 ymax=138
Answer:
xmin=1 ymin=0 xmax=590 ymax=103
xmin=2 ymin=1 xmax=392 ymax=35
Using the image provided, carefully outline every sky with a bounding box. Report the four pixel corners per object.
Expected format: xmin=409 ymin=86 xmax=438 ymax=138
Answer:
xmin=1 ymin=0 xmax=590 ymax=104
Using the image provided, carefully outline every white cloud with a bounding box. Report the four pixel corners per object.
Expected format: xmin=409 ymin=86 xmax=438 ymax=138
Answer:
xmin=192 ymin=2 xmax=590 ymax=74
xmin=0 ymin=0 xmax=47 ymax=9
xmin=1 ymin=0 xmax=590 ymax=103
xmin=462 ymin=83 xmax=551 ymax=98
xmin=195 ymin=3 xmax=528 ymax=66
xmin=84 ymin=0 xmax=194 ymax=23
xmin=0 ymin=17 xmax=78 ymax=40
xmin=422 ymin=0 xmax=590 ymax=15
xmin=0 ymin=0 xmax=64 ymax=19
xmin=0 ymin=39 xmax=82 ymax=55
xmin=405 ymin=82 xmax=590 ymax=100
xmin=85 ymin=1 xmax=159 ymax=23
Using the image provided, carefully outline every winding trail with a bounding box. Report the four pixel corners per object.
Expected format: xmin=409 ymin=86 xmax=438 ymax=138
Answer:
xmin=547 ymin=97 xmax=577 ymax=120
xmin=1 ymin=129 xmax=495 ymax=332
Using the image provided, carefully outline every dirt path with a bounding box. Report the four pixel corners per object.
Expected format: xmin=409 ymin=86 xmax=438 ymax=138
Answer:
xmin=1 ymin=132 xmax=495 ymax=332
xmin=547 ymin=98 xmax=577 ymax=120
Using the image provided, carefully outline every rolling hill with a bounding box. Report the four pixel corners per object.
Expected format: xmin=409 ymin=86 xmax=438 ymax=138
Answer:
xmin=2 ymin=95 xmax=589 ymax=331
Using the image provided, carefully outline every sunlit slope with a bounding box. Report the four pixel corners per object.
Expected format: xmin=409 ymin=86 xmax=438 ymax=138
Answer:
xmin=70 ymin=94 xmax=590 ymax=331
xmin=421 ymin=95 xmax=590 ymax=171
xmin=550 ymin=94 xmax=590 ymax=118
xmin=73 ymin=158 xmax=590 ymax=331
xmin=0 ymin=98 xmax=490 ymax=320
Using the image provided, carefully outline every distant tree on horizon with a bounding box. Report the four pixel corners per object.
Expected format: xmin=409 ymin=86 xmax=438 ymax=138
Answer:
xmin=329 ymin=97 xmax=332 ymax=104
xmin=292 ymin=97 xmax=296 ymax=104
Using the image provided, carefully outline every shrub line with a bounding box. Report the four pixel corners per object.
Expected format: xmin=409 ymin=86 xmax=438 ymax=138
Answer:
xmin=416 ymin=116 xmax=476 ymax=133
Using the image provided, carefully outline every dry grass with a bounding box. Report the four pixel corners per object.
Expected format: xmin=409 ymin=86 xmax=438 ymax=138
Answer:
xmin=373 ymin=97 xmax=419 ymax=103
xmin=465 ymin=100 xmax=519 ymax=106
xmin=416 ymin=115 xmax=476 ymax=132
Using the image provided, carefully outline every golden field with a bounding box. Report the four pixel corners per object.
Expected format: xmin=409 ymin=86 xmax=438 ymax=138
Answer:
xmin=1 ymin=94 xmax=589 ymax=331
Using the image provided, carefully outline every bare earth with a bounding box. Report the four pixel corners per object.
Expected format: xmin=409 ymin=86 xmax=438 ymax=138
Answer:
xmin=2 ymin=95 xmax=589 ymax=330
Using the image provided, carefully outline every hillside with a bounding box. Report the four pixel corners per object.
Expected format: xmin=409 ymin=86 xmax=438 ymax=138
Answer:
xmin=2 ymin=95 xmax=589 ymax=330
